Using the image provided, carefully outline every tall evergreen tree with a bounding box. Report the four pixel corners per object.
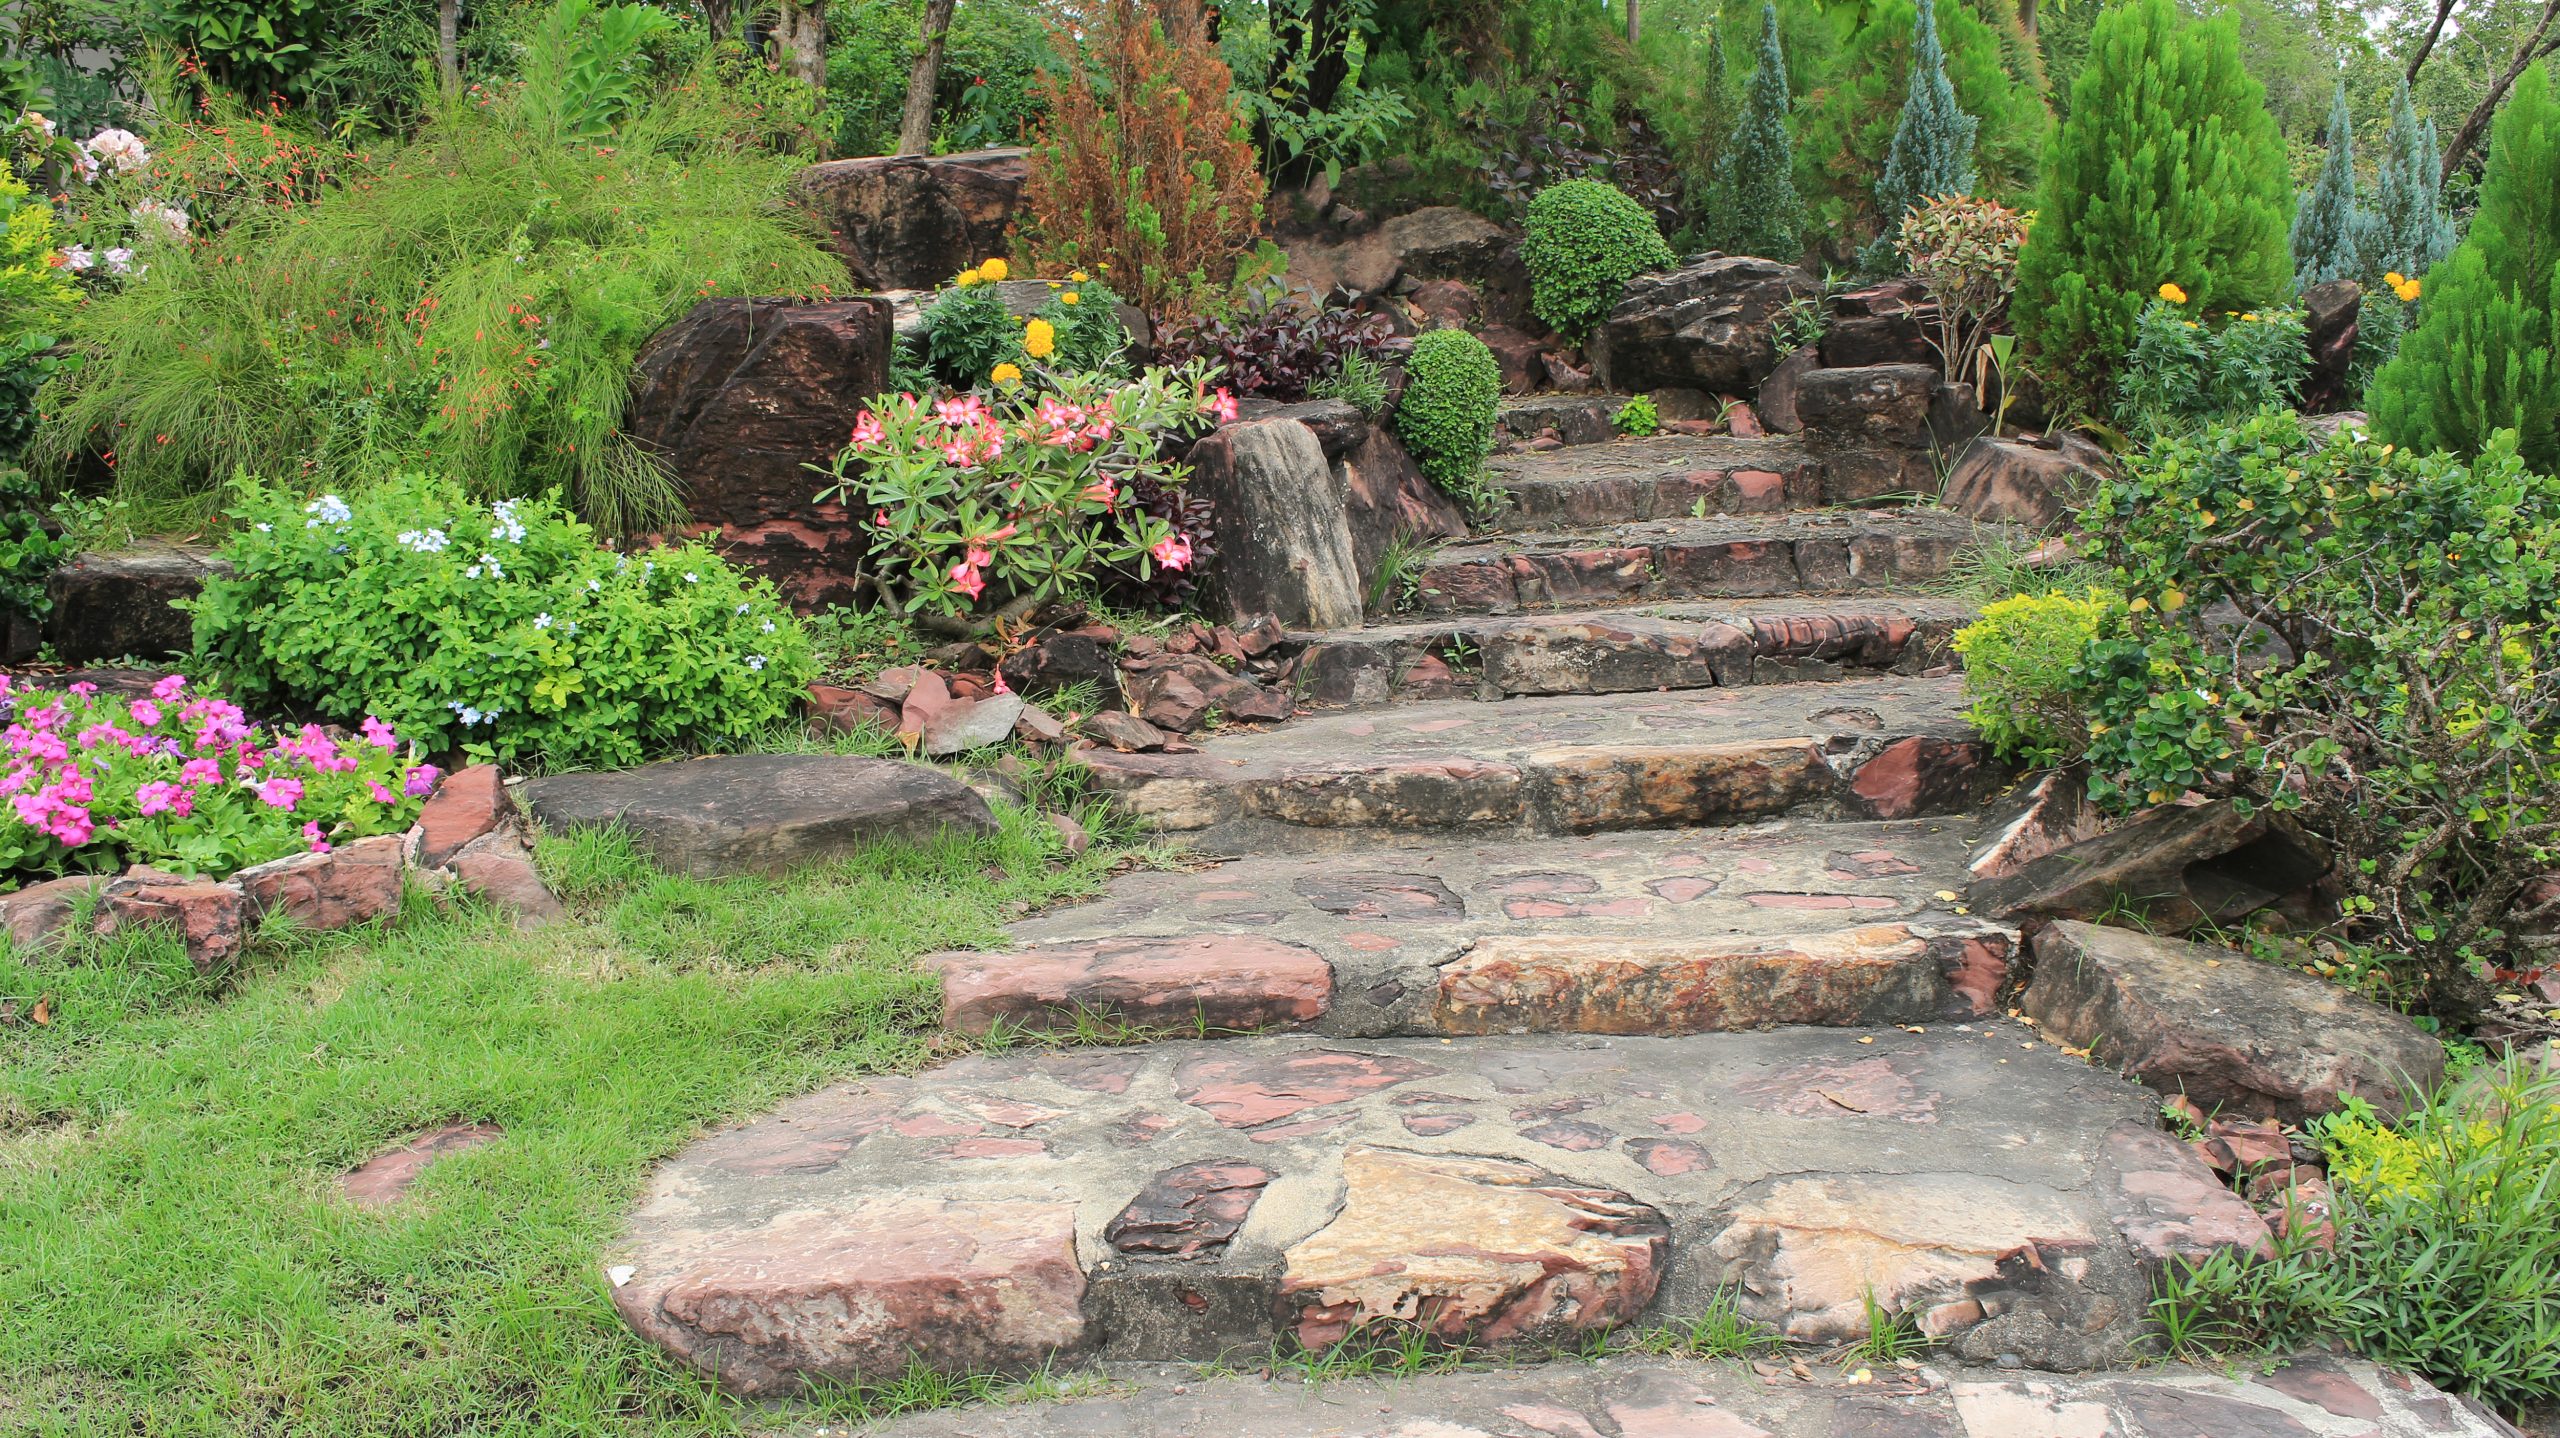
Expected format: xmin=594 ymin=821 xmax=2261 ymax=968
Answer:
xmin=1709 ymin=3 xmax=1804 ymax=261
xmin=2367 ymin=60 xmax=2560 ymax=471
xmin=2291 ymin=77 xmax=2368 ymax=288
xmin=2368 ymin=74 xmax=2457 ymax=282
xmin=1874 ymin=0 xmax=1981 ymax=236
xmin=2010 ymin=0 xmax=2293 ymax=407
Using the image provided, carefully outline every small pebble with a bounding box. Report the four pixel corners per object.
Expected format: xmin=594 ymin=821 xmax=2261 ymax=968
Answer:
xmin=1995 ymin=1353 xmax=2024 ymax=1370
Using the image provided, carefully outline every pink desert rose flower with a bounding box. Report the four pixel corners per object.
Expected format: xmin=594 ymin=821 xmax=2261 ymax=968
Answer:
xmin=949 ymin=560 xmax=987 ymax=600
xmin=1151 ymin=532 xmax=1194 ymax=571
xmin=851 ymin=411 xmax=884 ymax=445
xmin=1080 ymin=476 xmax=1117 ymax=505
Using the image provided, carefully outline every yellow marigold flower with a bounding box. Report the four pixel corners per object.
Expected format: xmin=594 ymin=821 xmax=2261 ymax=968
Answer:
xmin=2240 ymin=312 xmax=2260 ymax=322
xmin=979 ymin=257 xmax=1009 ymax=281
xmin=2158 ymin=282 xmax=2188 ymax=304
xmin=2384 ymin=271 xmax=2406 ymax=287
xmin=1070 ymin=269 xmax=1090 ymax=282
xmin=1023 ymin=317 xmax=1057 ymax=359
xmin=991 ymin=362 xmax=1024 ymax=385
xmin=1060 ymin=291 xmax=1081 ymax=305
xmin=954 ymin=265 xmax=983 ymax=287
xmin=2394 ymin=278 xmax=2421 ymax=302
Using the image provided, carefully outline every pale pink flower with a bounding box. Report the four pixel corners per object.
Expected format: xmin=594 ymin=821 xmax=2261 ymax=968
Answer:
xmin=1151 ymin=532 xmax=1194 ymax=571
xmin=254 ymin=776 xmax=304 ymax=810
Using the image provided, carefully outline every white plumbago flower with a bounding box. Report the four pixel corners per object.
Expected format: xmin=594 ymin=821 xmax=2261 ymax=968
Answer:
xmin=736 ymin=603 xmax=751 ymax=615
xmin=533 ymin=613 xmax=553 ymax=630
xmin=253 ymin=522 xmax=273 ymax=533
xmin=564 ymin=621 xmax=578 ymax=636
xmin=304 ymin=494 xmax=351 ymax=528
xmin=464 ymin=565 xmax=482 ymax=579
xmin=760 ymin=619 xmax=777 ymax=634
xmin=682 ymin=571 xmax=700 ymax=584
xmin=586 ymin=577 xmax=601 ymax=591
xmin=490 ymin=499 xmax=527 ymax=543
xmin=477 ymin=553 xmax=505 ymax=578
xmin=449 ymin=702 xmax=484 ymax=726
xmin=397 ymin=527 xmax=450 ymax=553
xmin=745 ymin=655 xmax=766 ymax=672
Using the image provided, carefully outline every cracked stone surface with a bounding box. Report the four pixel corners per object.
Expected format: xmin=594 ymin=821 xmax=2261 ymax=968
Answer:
xmin=1073 ymin=677 xmax=2001 ymax=851
xmin=1484 ymin=433 xmax=1826 ymax=528
xmin=930 ymin=820 xmax=2016 ymax=1038
xmin=844 ymin=1352 xmax=2515 ymax=1437
xmin=609 ymin=1028 xmax=2252 ymax=1395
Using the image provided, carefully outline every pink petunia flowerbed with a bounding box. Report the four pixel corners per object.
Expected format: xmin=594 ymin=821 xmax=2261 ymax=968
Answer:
xmin=1 ymin=673 xmax=438 ymax=885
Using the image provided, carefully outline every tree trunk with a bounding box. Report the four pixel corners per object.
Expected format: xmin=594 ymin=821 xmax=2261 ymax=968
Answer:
xmin=897 ymin=0 xmax=957 ymax=156
xmin=2017 ymin=0 xmax=2037 ymax=48
xmin=2440 ymin=0 xmax=2560 ymax=177
xmin=773 ymin=0 xmax=828 ymax=93
xmin=1626 ymin=0 xmax=1641 ymax=43
xmin=438 ymin=0 xmax=461 ymax=88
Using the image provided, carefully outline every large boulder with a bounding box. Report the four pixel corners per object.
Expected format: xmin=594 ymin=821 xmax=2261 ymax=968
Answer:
xmin=624 ymin=295 xmax=895 ymax=610
xmin=2025 ymin=920 xmax=2444 ymax=1122
xmin=1970 ymin=798 xmax=2329 ymax=937
xmin=2300 ymin=279 xmax=2362 ymax=413
xmin=1588 ymin=256 xmax=1819 ymax=396
xmin=1793 ymin=363 xmax=1942 ymax=501
xmin=45 ymin=542 xmax=224 ymax=663
xmin=1186 ymin=417 xmax=1364 ymax=630
xmin=518 ymin=754 xmax=996 ymax=878
xmin=1820 ymin=278 xmax=1938 ymax=368
xmin=1940 ymin=433 xmax=2116 ymax=528
xmin=1335 ymin=422 xmax=1468 ymax=589
xmin=794 ymin=148 xmax=1030 ymax=291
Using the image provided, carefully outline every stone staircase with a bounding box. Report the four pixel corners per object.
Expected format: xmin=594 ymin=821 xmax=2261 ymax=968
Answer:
xmin=597 ymin=426 xmax=2287 ymax=1414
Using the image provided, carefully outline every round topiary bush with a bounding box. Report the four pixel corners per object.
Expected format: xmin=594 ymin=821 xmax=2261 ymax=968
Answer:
xmin=1394 ymin=329 xmax=1503 ymax=500
xmin=1520 ymin=179 xmax=1676 ymax=342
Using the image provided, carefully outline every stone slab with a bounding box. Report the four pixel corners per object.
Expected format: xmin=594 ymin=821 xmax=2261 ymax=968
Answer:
xmin=1484 ymin=433 xmax=1826 ymax=529
xmin=517 ymin=754 xmax=997 ymax=878
xmin=1073 ymin=676 xmax=2002 ymax=851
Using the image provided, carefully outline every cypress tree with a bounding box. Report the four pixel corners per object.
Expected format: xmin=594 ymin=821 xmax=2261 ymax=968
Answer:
xmin=1874 ymin=0 xmax=1981 ymax=235
xmin=1709 ymin=3 xmax=1804 ymax=261
xmin=2291 ymin=78 xmax=2367 ymax=288
xmin=2010 ymin=0 xmax=2293 ymax=408
xmin=2367 ymin=60 xmax=2560 ymax=471
xmin=2368 ymin=74 xmax=2457 ymax=282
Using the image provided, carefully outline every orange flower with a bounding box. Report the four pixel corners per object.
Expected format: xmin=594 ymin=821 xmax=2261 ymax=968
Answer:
xmin=1023 ymin=318 xmax=1057 ymax=359
xmin=2157 ymin=282 xmax=2188 ymax=304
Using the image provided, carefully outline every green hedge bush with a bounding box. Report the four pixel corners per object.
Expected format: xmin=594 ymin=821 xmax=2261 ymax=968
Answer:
xmin=190 ymin=476 xmax=816 ymax=770
xmin=1394 ymin=330 xmax=1502 ymax=502
xmin=1950 ymin=588 xmax=2120 ymax=766
xmin=1520 ymin=179 xmax=1673 ymax=342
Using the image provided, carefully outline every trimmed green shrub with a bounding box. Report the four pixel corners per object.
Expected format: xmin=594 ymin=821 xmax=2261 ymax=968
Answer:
xmin=1395 ymin=330 xmax=1502 ymax=501
xmin=1520 ymin=179 xmax=1675 ymax=343
xmin=2367 ymin=61 xmax=2560 ymax=473
xmin=2010 ymin=0 xmax=2293 ymax=411
xmin=189 ymin=476 xmax=817 ymax=770
xmin=1708 ymin=4 xmax=1803 ymax=261
xmin=1870 ymin=0 xmax=1980 ymax=247
xmin=2291 ymin=78 xmax=2367 ymax=289
xmin=1951 ymin=588 xmax=2119 ymax=766
xmin=2368 ymin=74 xmax=2457 ymax=284
xmin=1612 ymin=394 xmax=1662 ymax=437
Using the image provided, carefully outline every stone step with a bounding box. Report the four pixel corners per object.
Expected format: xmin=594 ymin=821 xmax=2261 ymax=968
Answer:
xmin=1292 ymin=596 xmax=1975 ymax=707
xmin=925 ymin=819 xmax=2020 ymax=1040
xmin=858 ymin=1352 xmax=2514 ymax=1438
xmin=1497 ymin=391 xmax=1632 ymax=447
xmin=1074 ymin=675 xmax=2001 ymax=852
xmin=1482 ymin=432 xmax=1833 ymax=530
xmin=608 ymin=1026 xmax=2270 ymax=1397
xmin=1411 ymin=509 xmax=1998 ymax=615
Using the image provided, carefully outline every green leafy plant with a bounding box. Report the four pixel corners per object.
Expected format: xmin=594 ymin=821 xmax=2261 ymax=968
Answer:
xmin=917 ymin=262 xmax=1131 ymax=392
xmin=1612 ymin=393 xmax=1661 ymax=437
xmin=1309 ymin=350 xmax=1389 ymax=419
xmin=1896 ymin=193 xmax=2028 ymax=385
xmin=0 ymin=465 xmax=72 ymax=627
xmin=2010 ymin=0 xmax=2293 ymax=410
xmin=189 ymin=475 xmax=816 ymax=770
xmin=2367 ymin=60 xmax=2560 ymax=473
xmin=145 ymin=0 xmax=327 ymax=101
xmin=814 ymin=364 xmax=1225 ymax=624
xmin=1221 ymin=0 xmax=1413 ymax=186
xmin=1519 ymin=178 xmax=1674 ymax=342
xmin=2072 ymin=409 xmax=2560 ymax=1021
xmin=1394 ymin=329 xmax=1502 ymax=507
xmin=2155 ymin=1057 xmax=2560 ymax=1413
xmin=2116 ymin=299 xmax=2310 ymax=434
xmin=1951 ymin=587 xmax=2121 ymax=766
xmin=35 ymin=8 xmax=842 ymax=534
xmin=517 ymin=0 xmax=680 ymax=143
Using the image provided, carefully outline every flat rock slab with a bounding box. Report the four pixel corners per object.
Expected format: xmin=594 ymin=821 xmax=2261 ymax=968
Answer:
xmin=853 ymin=1352 xmax=2512 ymax=1438
xmin=1485 ymin=433 xmax=1826 ymax=528
xmin=2024 ymin=921 xmax=2444 ymax=1123
xmin=931 ymin=818 xmax=2018 ymax=1037
xmin=1290 ymin=596 xmax=1976 ymax=707
xmin=518 ymin=754 xmax=996 ymax=878
xmin=1075 ymin=677 xmax=2001 ymax=850
xmin=1411 ymin=509 xmax=1996 ymax=615
xmin=611 ymin=1027 xmax=2240 ymax=1395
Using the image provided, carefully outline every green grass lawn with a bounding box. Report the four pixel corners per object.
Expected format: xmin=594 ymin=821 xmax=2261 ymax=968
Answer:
xmin=0 ymin=803 xmax=1137 ymax=1436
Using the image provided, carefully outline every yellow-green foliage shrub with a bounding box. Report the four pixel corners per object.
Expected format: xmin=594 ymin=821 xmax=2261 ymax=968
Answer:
xmin=1950 ymin=588 xmax=2120 ymax=765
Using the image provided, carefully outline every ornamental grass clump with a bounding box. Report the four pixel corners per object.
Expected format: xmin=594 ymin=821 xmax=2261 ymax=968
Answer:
xmin=0 ymin=673 xmax=433 ymax=883
xmin=189 ymin=476 xmax=815 ymax=771
xmin=815 ymin=362 xmax=1232 ymax=623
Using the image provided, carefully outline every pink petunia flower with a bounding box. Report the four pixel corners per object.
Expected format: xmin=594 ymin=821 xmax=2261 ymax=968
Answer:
xmin=302 ymin=820 xmax=331 ymax=854
xmin=130 ymin=700 xmax=161 ymax=727
xmin=151 ymin=674 xmax=187 ymax=702
xmin=254 ymin=776 xmax=304 ymax=810
xmin=360 ymin=715 xmax=398 ymax=749
xmin=403 ymin=764 xmax=442 ymax=798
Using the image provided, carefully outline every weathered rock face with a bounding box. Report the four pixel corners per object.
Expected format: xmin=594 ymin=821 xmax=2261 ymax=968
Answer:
xmin=1941 ymin=434 xmax=2115 ymax=528
xmin=623 ymin=295 xmax=895 ymax=610
xmin=0 ymin=873 xmax=104 ymax=953
xmin=615 ymin=1199 xmax=1087 ymax=1397
xmin=2300 ymin=278 xmax=2362 ymax=413
xmin=1755 ymin=345 xmax=1820 ymax=433
xmin=416 ymin=763 xmax=513 ymax=868
xmin=1280 ymin=1145 xmax=1668 ymax=1348
xmin=794 ymin=148 xmax=1029 ymax=291
xmin=1820 ymin=279 xmax=1938 ymax=368
xmin=2024 ymin=921 xmax=2445 ymax=1122
xmin=1186 ymin=417 xmax=1364 ymax=630
xmin=1335 ymin=422 xmax=1470 ymax=589
xmin=932 ymin=936 xmax=1333 ymax=1035
xmin=2097 ymin=1121 xmax=2273 ymax=1267
xmin=45 ymin=543 xmax=224 ymax=663
xmin=1588 ymin=257 xmax=1820 ymax=397
xmin=1104 ymin=1161 xmax=1273 ymax=1260
xmin=1971 ymin=799 xmax=2329 ymax=936
xmin=518 ymin=754 xmax=997 ymax=878
xmin=236 ymin=834 xmax=407 ymax=932
xmin=93 ymin=873 xmax=247 ymax=971
xmin=450 ymin=828 xmax=569 ymax=929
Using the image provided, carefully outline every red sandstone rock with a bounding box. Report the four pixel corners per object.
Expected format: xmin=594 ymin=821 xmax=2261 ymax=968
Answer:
xmin=807 ymin=683 xmax=899 ymax=736
xmin=2098 ymin=1122 xmax=2274 ymax=1266
xmin=342 ymin=1122 xmax=505 ymax=1207
xmin=0 ymin=873 xmax=104 ymax=953
xmin=931 ymin=936 xmax=1333 ymax=1035
xmin=95 ymin=876 xmax=246 ymax=970
xmin=416 ymin=764 xmax=512 ymax=868
xmin=237 ymin=834 xmax=407 ymax=932
xmin=449 ymin=830 xmax=567 ymax=929
xmin=1104 ymin=1160 xmax=1273 ymax=1259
